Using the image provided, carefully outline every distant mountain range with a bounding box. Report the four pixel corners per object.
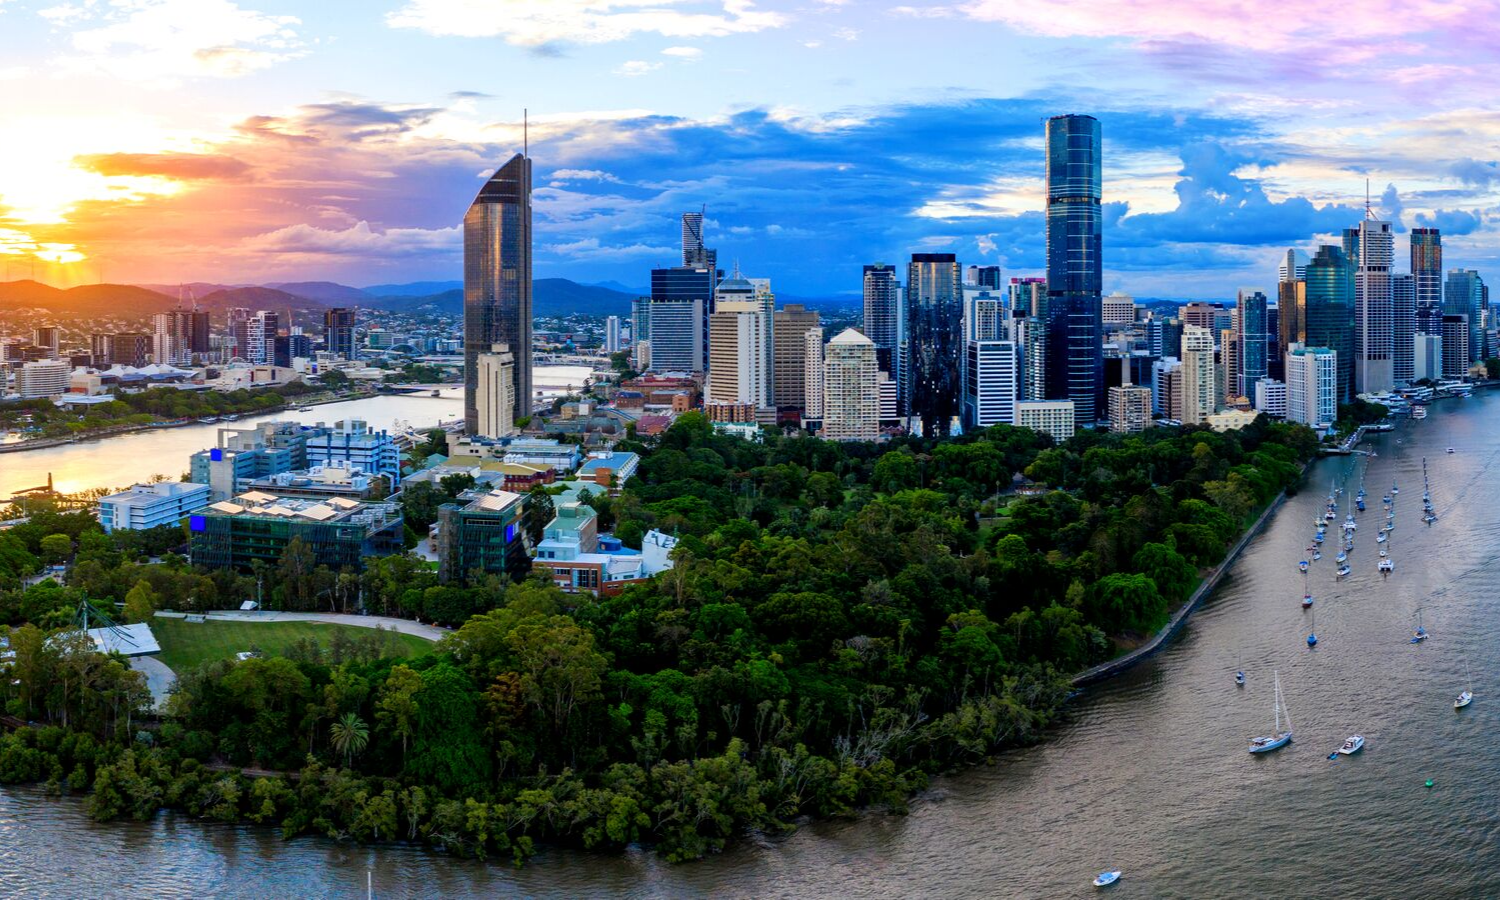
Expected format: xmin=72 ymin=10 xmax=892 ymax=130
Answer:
xmin=0 ymin=276 xmax=861 ymax=320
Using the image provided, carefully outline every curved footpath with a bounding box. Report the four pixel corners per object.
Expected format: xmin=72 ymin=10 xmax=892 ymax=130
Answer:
xmin=154 ymin=609 xmax=449 ymax=641
xmin=1072 ymin=487 xmax=1294 ymax=688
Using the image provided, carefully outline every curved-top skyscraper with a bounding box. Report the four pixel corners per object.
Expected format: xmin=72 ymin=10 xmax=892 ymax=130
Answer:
xmin=464 ymin=153 xmax=533 ymax=435
xmin=1044 ymin=114 xmax=1103 ymax=423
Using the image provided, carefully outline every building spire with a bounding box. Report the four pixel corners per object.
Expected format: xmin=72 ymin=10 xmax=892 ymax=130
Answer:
xmin=1365 ymin=177 xmax=1374 ymax=220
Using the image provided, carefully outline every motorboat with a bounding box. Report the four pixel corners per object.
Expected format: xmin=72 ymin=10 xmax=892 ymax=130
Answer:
xmin=1356 ymin=499 xmax=1366 ymax=511
xmin=1313 ymin=533 xmax=1325 ymax=544
xmin=1312 ymin=550 xmax=1322 ymax=561
xmin=1337 ymin=565 xmax=1352 ymax=577
xmin=1299 ymin=560 xmax=1309 ymax=572
xmin=1336 ymin=552 xmax=1348 ymax=563
xmin=1094 ymin=871 xmax=1122 ymax=888
xmin=1379 ymin=558 xmax=1394 ymax=573
xmin=1235 ymin=671 xmax=1245 ymax=686
xmin=1456 ymin=690 xmax=1473 ymax=709
xmin=1337 ymin=735 xmax=1365 ymax=755
xmin=1392 ymin=484 xmax=1399 ymax=495
xmin=1249 ymin=672 xmax=1293 ymax=753
xmin=1302 ymin=594 xmax=1314 ymax=608
xmin=1376 ymin=532 xmax=1387 ymax=543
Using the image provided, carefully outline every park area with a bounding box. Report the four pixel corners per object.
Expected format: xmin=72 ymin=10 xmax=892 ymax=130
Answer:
xmin=150 ymin=616 xmax=436 ymax=673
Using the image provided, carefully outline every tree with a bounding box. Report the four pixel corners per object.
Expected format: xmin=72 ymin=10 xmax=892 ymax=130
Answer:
xmin=377 ymin=664 xmax=422 ymax=764
xmin=40 ymin=533 xmax=72 ymax=565
xmin=505 ymin=614 xmax=607 ymax=737
xmin=330 ymin=712 xmax=370 ymax=768
xmin=526 ymin=485 xmax=555 ymax=547
xmin=277 ymin=537 xmax=317 ymax=610
xmin=122 ymin=579 xmax=159 ymax=624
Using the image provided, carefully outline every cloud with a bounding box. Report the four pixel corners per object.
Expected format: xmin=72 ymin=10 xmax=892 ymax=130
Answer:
xmin=386 ymin=0 xmax=785 ymax=46
xmin=891 ymin=5 xmax=957 ymax=17
xmin=547 ymin=237 xmax=675 ymax=260
xmin=48 ymin=0 xmax=303 ymax=83
xmin=615 ymin=60 xmax=662 ymax=76
xmin=74 ymin=152 xmax=252 ymax=180
xmin=661 ymin=45 xmax=703 ymax=57
xmin=243 ymin=221 xmax=461 ymax=257
xmin=1414 ymin=208 xmax=1485 ymax=236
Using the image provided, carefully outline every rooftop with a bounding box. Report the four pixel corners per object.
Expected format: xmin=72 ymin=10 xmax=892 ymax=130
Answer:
xmin=578 ymin=452 xmax=638 ymax=474
xmin=197 ymin=491 xmax=394 ymax=524
xmin=101 ymin=482 xmax=209 ymax=508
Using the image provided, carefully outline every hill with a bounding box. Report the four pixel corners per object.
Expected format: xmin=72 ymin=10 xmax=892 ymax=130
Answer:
xmin=196 ymin=286 xmax=320 ymax=312
xmin=363 ymin=278 xmax=636 ymax=317
xmin=362 ymin=280 xmax=462 ymax=297
xmin=0 ymin=280 xmax=179 ymax=316
xmin=267 ymin=281 xmax=370 ymax=303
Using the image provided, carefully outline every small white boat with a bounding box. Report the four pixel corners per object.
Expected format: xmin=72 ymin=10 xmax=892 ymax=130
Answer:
xmin=1379 ymin=558 xmax=1394 ymax=573
xmin=1249 ymin=672 xmax=1293 ymax=753
xmin=1312 ymin=550 xmax=1322 ymax=560
xmin=1094 ymin=870 xmax=1122 ymax=888
xmin=1336 ymin=552 xmax=1347 ymax=563
xmin=1337 ymin=565 xmax=1352 ymax=577
xmin=1337 ymin=735 xmax=1365 ymax=755
xmin=1456 ymin=662 xmax=1473 ymax=709
xmin=1411 ymin=610 xmax=1428 ymax=643
xmin=1376 ymin=532 xmax=1387 ymax=543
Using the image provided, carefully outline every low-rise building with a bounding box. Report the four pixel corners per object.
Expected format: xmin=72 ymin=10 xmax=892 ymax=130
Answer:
xmin=16 ymin=360 xmax=72 ymax=399
xmin=435 ymin=488 xmax=529 ymax=583
xmin=97 ymin=481 xmax=211 ymax=533
xmin=446 ymin=433 xmax=584 ymax=473
xmin=245 ymin=460 xmax=384 ymax=501
xmin=1206 ymin=408 xmax=1259 ymax=432
xmin=576 ymin=451 xmax=639 ymax=496
xmin=1017 ymin=400 xmax=1076 ymax=442
xmin=188 ymin=492 xmax=403 ymax=572
xmin=305 ymin=419 xmax=402 ymax=487
xmin=531 ymin=502 xmax=649 ymax=595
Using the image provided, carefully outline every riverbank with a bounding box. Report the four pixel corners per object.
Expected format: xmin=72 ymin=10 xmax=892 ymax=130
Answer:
xmin=1072 ymin=481 xmax=1297 ymax=687
xmin=0 ymin=388 xmax=364 ymax=455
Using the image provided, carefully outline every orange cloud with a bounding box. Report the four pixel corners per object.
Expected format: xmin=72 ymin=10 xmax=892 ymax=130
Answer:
xmin=73 ymin=152 xmax=253 ymax=181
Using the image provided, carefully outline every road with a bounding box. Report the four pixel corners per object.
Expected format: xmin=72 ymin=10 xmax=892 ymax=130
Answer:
xmin=155 ymin=609 xmax=449 ymax=641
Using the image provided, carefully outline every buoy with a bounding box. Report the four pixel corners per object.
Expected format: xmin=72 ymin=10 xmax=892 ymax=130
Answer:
xmin=1425 ymin=779 xmax=1435 ymax=788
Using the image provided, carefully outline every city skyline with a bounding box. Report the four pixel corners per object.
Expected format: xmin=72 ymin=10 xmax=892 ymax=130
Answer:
xmin=0 ymin=1 xmax=1497 ymax=297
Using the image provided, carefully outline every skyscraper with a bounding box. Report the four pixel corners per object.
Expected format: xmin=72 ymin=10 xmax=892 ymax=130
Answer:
xmin=905 ymin=252 xmax=964 ymax=435
xmin=651 ymin=265 xmax=716 ymax=372
xmin=464 ymin=153 xmax=533 ymax=435
xmin=1349 ymin=217 xmax=1394 ymax=394
xmin=605 ymin=316 xmax=622 ymax=354
xmin=964 ymin=338 xmax=1019 ymax=429
xmin=1180 ymin=324 xmax=1216 ymax=425
xmin=1392 ymin=274 xmax=1415 ymax=385
xmin=1411 ymin=227 xmax=1442 ymax=334
xmin=969 ymin=265 xmax=1003 ymax=290
xmin=1444 ymin=269 xmax=1485 ymax=368
xmin=1044 ymin=114 xmax=1103 ymax=422
xmin=1303 ymin=245 xmax=1355 ymax=404
xmin=803 ymin=328 xmax=824 ymax=419
xmin=644 ymin=296 xmax=704 ymax=372
xmin=862 ymin=263 xmax=901 ymax=389
xmin=246 ymin=311 xmax=277 ymax=366
xmin=823 ymin=328 xmax=879 ymax=441
xmin=324 ymin=307 xmax=357 ymax=359
xmin=773 ymin=304 xmax=820 ymax=411
xmin=1286 ymin=345 xmax=1337 ymax=428
xmin=706 ymin=285 xmax=771 ymax=416
xmin=1236 ymin=289 xmax=1268 ymax=398
xmin=1276 ymin=249 xmax=1305 ymax=383
xmin=681 ymin=210 xmax=715 ymax=270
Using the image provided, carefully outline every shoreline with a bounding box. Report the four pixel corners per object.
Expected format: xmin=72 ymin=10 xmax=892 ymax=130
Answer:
xmin=0 ymin=390 xmax=367 ymax=456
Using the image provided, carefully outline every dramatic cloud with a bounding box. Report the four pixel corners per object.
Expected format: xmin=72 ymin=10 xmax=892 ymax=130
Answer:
xmin=385 ymin=0 xmax=785 ymax=46
xmin=242 ymin=221 xmax=461 ymax=258
xmin=74 ymin=152 xmax=252 ymax=181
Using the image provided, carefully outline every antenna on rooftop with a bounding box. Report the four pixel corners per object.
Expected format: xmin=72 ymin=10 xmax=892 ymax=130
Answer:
xmin=524 ymin=108 xmax=528 ymax=158
xmin=1365 ymin=177 xmax=1374 ymax=220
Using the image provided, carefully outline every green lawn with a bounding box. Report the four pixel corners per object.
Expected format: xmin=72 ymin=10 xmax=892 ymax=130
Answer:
xmin=151 ymin=617 xmax=436 ymax=673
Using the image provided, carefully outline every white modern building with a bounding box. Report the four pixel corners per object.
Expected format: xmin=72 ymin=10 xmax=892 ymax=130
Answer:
xmin=1180 ymin=324 xmax=1216 ymax=425
xmin=97 ymin=481 xmax=211 ymax=533
xmin=822 ymin=328 xmax=878 ymax=440
xmin=1017 ymin=399 xmax=1075 ymax=442
xmin=803 ymin=328 xmax=824 ymax=420
xmin=475 ymin=343 xmax=518 ymax=439
xmin=16 ymin=359 xmax=72 ymax=399
xmin=1353 ymin=217 xmax=1395 ymax=394
xmin=1414 ymin=333 xmax=1443 ymax=383
xmin=1101 ymin=291 xmax=1137 ymax=326
xmin=963 ymin=339 xmax=1019 ymax=429
xmin=605 ymin=315 xmax=622 ymax=353
xmin=305 ymin=419 xmax=402 ymax=486
xmin=1286 ymin=345 xmax=1337 ymax=428
xmin=1253 ymin=377 xmax=1288 ymax=418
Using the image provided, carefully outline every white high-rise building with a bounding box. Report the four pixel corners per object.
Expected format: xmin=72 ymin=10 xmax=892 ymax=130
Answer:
xmin=1107 ymin=382 xmax=1153 ymax=434
xmin=1286 ymin=344 xmax=1337 ymax=428
xmin=1101 ymin=291 xmax=1137 ymax=326
xmin=1253 ymin=377 xmax=1287 ymax=418
xmin=1352 ymin=217 xmax=1395 ymax=394
xmin=822 ymin=328 xmax=878 ymax=440
xmin=605 ymin=316 xmax=621 ymax=353
xmin=246 ymin=310 xmax=277 ymax=366
xmin=1020 ymin=317 xmax=1047 ymax=401
xmin=707 ymin=297 xmax=771 ymax=414
xmin=1414 ymin=333 xmax=1442 ymax=382
xmin=16 ymin=359 xmax=71 ymax=399
xmin=475 ymin=343 xmax=517 ymax=439
xmin=963 ymin=339 xmax=1019 ymax=429
xmin=1180 ymin=324 xmax=1216 ymax=425
xmin=803 ymin=328 xmax=824 ymax=419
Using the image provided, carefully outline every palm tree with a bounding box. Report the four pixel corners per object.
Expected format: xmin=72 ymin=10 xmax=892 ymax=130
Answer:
xmin=329 ymin=712 xmax=370 ymax=769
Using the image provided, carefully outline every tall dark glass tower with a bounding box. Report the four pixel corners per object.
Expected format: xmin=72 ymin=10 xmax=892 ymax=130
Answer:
xmin=862 ymin=263 xmax=901 ymax=391
xmin=1044 ymin=114 xmax=1103 ymax=422
xmin=1236 ymin=289 xmax=1268 ymax=397
xmin=1411 ymin=227 xmax=1442 ymax=334
xmin=905 ymin=253 xmax=963 ymax=435
xmin=464 ymin=153 xmax=532 ymax=434
xmin=1304 ymin=245 xmax=1355 ymax=404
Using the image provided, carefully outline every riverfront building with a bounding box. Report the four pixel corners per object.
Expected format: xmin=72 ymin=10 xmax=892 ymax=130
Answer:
xmin=1044 ymin=114 xmax=1104 ymax=423
xmin=97 ymin=481 xmax=211 ymax=533
xmin=464 ymin=153 xmax=534 ymax=433
xmin=188 ymin=493 xmax=404 ymax=572
xmin=1286 ymin=345 xmax=1337 ymax=429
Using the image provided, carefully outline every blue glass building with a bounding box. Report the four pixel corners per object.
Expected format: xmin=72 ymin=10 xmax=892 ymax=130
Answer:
xmin=1303 ymin=245 xmax=1355 ymax=404
xmin=1044 ymin=114 xmax=1103 ymax=422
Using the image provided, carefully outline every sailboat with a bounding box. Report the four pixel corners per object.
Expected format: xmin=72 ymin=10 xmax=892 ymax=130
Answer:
xmin=1456 ymin=661 xmax=1474 ymax=709
xmin=1411 ymin=609 xmax=1428 ymax=644
xmin=1307 ymin=609 xmax=1318 ymax=647
xmin=1302 ymin=571 xmax=1313 ymax=608
xmin=1249 ymin=671 xmax=1293 ymax=753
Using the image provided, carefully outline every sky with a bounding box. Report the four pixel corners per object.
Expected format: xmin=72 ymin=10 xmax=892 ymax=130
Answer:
xmin=0 ymin=0 xmax=1498 ymax=298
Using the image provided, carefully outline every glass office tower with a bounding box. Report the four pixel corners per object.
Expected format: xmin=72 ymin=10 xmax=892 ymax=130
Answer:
xmin=1044 ymin=114 xmax=1103 ymax=422
xmin=1303 ymin=245 xmax=1355 ymax=404
xmin=464 ymin=154 xmax=532 ymax=434
xmin=905 ymin=253 xmax=964 ymax=435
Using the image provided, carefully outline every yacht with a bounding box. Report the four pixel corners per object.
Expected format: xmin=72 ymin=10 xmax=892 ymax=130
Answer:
xmin=1249 ymin=672 xmax=1293 ymax=754
xmin=1356 ymin=498 xmax=1366 ymax=512
xmin=1235 ymin=671 xmax=1245 ymax=686
xmin=1379 ymin=558 xmax=1394 ymax=573
xmin=1093 ymin=870 xmax=1122 ymax=888
xmin=1411 ymin=610 xmax=1428 ymax=643
xmin=1312 ymin=550 xmax=1322 ymax=561
xmin=1337 ymin=565 xmax=1352 ymax=577
xmin=1337 ymin=735 xmax=1365 ymax=755
xmin=1336 ymin=551 xmax=1348 ymax=563
xmin=1456 ymin=663 xmax=1473 ymax=709
xmin=1376 ymin=532 xmax=1387 ymax=544
xmin=1299 ymin=560 xmax=1309 ymax=572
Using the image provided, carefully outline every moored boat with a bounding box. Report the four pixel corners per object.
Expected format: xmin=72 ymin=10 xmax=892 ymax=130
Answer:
xmin=1249 ymin=672 xmax=1293 ymax=754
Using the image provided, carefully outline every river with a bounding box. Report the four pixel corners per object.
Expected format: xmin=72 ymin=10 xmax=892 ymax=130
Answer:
xmin=4 ymin=392 xmax=1499 ymax=897
xmin=0 ymin=365 xmax=598 ymax=499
